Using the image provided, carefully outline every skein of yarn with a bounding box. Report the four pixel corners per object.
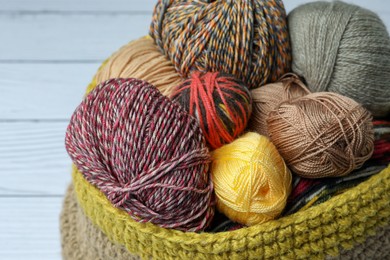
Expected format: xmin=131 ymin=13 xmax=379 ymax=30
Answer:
xmin=211 ymin=132 xmax=292 ymax=226
xmin=288 ymin=1 xmax=390 ymax=117
xmin=250 ymin=73 xmax=310 ymax=137
xmin=150 ymin=0 xmax=291 ymax=89
xmin=171 ymin=71 xmax=252 ymax=150
xmin=284 ymin=119 xmax=390 ymax=216
xmin=267 ymin=92 xmax=374 ymax=178
xmin=65 ymin=78 xmax=215 ymax=232
xmin=94 ymin=37 xmax=182 ymax=96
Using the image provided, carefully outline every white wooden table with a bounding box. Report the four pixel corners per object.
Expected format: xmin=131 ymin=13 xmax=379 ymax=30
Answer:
xmin=0 ymin=1 xmax=388 ymax=259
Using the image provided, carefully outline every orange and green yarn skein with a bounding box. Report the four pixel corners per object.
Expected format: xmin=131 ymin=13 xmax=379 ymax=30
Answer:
xmin=171 ymin=71 xmax=252 ymax=150
xmin=150 ymin=0 xmax=291 ymax=89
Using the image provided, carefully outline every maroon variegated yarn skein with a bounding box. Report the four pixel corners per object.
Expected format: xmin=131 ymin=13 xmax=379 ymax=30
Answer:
xmin=171 ymin=71 xmax=252 ymax=150
xmin=65 ymin=78 xmax=215 ymax=232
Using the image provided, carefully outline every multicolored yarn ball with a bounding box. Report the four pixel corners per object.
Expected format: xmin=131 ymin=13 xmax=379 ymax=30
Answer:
xmin=171 ymin=71 xmax=252 ymax=150
xmin=250 ymin=73 xmax=310 ymax=137
xmin=65 ymin=78 xmax=215 ymax=232
xmin=150 ymin=0 xmax=291 ymax=89
xmin=94 ymin=36 xmax=182 ymax=96
xmin=211 ymin=132 xmax=292 ymax=226
xmin=288 ymin=1 xmax=390 ymax=117
xmin=267 ymin=92 xmax=374 ymax=178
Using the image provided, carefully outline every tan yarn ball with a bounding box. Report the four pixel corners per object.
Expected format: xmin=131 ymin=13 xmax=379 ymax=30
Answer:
xmin=267 ymin=92 xmax=374 ymax=178
xmin=95 ymin=36 xmax=182 ymax=96
xmin=250 ymin=73 xmax=310 ymax=137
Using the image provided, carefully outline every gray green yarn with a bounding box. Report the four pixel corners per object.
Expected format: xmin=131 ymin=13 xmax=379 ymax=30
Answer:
xmin=288 ymin=1 xmax=390 ymax=118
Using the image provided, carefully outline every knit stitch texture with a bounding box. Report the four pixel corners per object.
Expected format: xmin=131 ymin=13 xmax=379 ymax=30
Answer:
xmin=70 ymin=164 xmax=390 ymax=259
xmin=61 ymin=183 xmax=390 ymax=260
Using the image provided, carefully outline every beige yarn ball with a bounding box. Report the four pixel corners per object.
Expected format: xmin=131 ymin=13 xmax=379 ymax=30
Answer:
xmin=95 ymin=36 xmax=182 ymax=97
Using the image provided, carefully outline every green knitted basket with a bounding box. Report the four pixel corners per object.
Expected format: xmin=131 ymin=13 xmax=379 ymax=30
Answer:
xmin=60 ymin=164 xmax=390 ymax=259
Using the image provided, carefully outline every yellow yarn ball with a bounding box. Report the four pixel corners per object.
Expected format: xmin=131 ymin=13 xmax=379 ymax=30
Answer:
xmin=211 ymin=132 xmax=292 ymax=226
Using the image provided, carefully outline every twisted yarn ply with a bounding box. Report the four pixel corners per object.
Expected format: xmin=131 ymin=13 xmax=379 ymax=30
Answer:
xmin=150 ymin=0 xmax=291 ymax=89
xmin=250 ymin=73 xmax=310 ymax=137
xmin=288 ymin=1 xmax=390 ymax=117
xmin=267 ymin=92 xmax=374 ymax=178
xmin=211 ymin=132 xmax=292 ymax=226
xmin=285 ymin=120 xmax=390 ymax=215
xmin=171 ymin=71 xmax=252 ymax=150
xmin=94 ymin=37 xmax=182 ymax=96
xmin=65 ymin=78 xmax=214 ymax=231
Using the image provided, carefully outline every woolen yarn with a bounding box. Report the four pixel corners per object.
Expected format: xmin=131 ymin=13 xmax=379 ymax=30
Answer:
xmin=211 ymin=132 xmax=292 ymax=226
xmin=94 ymin=37 xmax=182 ymax=96
xmin=285 ymin=118 xmax=390 ymax=215
xmin=288 ymin=1 xmax=390 ymax=117
xmin=250 ymin=73 xmax=310 ymax=137
xmin=150 ymin=0 xmax=291 ymax=89
xmin=65 ymin=78 xmax=214 ymax=231
xmin=267 ymin=92 xmax=374 ymax=178
xmin=171 ymin=71 xmax=252 ymax=150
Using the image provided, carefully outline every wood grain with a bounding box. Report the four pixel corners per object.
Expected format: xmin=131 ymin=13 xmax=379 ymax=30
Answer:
xmin=0 ymin=197 xmax=62 ymax=260
xmin=0 ymin=14 xmax=151 ymax=61
xmin=0 ymin=122 xmax=71 ymax=195
xmin=1 ymin=0 xmax=389 ymax=14
xmin=0 ymin=0 xmax=155 ymax=12
xmin=0 ymin=1 xmax=387 ymax=63
xmin=0 ymin=64 xmax=98 ymax=120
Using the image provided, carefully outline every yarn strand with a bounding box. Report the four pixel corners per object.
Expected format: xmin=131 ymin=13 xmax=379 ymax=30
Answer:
xmin=66 ymin=78 xmax=215 ymax=231
xmin=150 ymin=0 xmax=291 ymax=88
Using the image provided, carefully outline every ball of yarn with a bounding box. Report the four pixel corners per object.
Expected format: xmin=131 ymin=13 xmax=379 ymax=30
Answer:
xmin=150 ymin=0 xmax=291 ymax=89
xmin=171 ymin=71 xmax=252 ymax=150
xmin=288 ymin=1 xmax=390 ymax=117
xmin=267 ymin=92 xmax=374 ymax=178
xmin=250 ymin=73 xmax=310 ymax=137
xmin=65 ymin=78 xmax=214 ymax=232
xmin=94 ymin=37 xmax=182 ymax=96
xmin=211 ymin=132 xmax=292 ymax=226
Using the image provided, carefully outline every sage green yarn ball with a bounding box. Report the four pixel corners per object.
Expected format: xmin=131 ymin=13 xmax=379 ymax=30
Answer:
xmin=288 ymin=1 xmax=390 ymax=118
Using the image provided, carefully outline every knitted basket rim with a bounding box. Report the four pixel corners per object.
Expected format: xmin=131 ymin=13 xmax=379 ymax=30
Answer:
xmin=72 ymin=164 xmax=390 ymax=259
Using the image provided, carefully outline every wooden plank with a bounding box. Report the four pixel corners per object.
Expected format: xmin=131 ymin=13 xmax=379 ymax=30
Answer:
xmin=0 ymin=64 xmax=98 ymax=120
xmin=0 ymin=122 xmax=72 ymax=195
xmin=0 ymin=14 xmax=151 ymax=61
xmin=0 ymin=0 xmax=155 ymax=12
xmin=0 ymin=4 xmax=388 ymax=62
xmin=0 ymin=197 xmax=62 ymax=259
xmin=0 ymin=0 xmax=389 ymax=14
